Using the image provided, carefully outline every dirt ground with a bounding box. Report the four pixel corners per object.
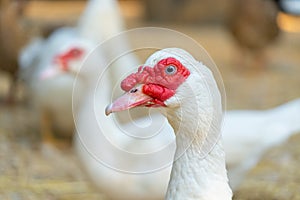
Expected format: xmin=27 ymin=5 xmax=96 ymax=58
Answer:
xmin=0 ymin=1 xmax=300 ymax=200
xmin=234 ymin=133 xmax=300 ymax=200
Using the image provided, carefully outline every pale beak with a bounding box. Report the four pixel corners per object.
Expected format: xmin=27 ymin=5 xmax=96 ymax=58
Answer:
xmin=105 ymin=85 xmax=153 ymax=116
xmin=39 ymin=66 xmax=63 ymax=80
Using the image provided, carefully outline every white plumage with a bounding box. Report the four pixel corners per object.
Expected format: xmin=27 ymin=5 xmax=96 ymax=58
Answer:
xmin=223 ymin=98 xmax=300 ymax=189
xmin=20 ymin=0 xmax=171 ymax=199
xmin=106 ymin=48 xmax=232 ymax=200
xmin=72 ymin=37 xmax=173 ymax=200
xmin=19 ymin=28 xmax=86 ymax=137
xmin=19 ymin=0 xmax=300 ymax=198
xmin=104 ymin=48 xmax=300 ymax=199
xmin=19 ymin=0 xmax=127 ymax=139
xmin=58 ymin=41 xmax=300 ymax=199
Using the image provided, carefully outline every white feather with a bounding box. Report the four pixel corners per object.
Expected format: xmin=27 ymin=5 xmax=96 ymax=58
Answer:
xmin=223 ymin=98 xmax=300 ymax=188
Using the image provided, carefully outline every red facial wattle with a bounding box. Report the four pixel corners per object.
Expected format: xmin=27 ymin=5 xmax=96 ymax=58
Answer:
xmin=54 ymin=48 xmax=84 ymax=71
xmin=105 ymin=57 xmax=191 ymax=115
xmin=40 ymin=47 xmax=85 ymax=80
xmin=121 ymin=57 xmax=190 ymax=107
xmin=142 ymin=83 xmax=175 ymax=107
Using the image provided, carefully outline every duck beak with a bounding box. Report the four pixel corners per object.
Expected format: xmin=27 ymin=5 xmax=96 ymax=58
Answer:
xmin=39 ymin=57 xmax=64 ymax=80
xmin=105 ymin=85 xmax=153 ymax=116
xmin=39 ymin=66 xmax=62 ymax=80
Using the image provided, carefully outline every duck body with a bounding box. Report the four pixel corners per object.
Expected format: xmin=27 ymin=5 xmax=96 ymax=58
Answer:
xmin=223 ymin=98 xmax=300 ymax=188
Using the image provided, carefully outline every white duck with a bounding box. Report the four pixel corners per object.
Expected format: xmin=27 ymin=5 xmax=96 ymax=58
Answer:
xmin=19 ymin=0 xmax=131 ymax=143
xmin=106 ymin=48 xmax=232 ymax=199
xmin=19 ymin=29 xmax=85 ymax=141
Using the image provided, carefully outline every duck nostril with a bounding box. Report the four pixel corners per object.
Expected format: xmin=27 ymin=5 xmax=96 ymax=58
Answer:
xmin=130 ymin=88 xmax=138 ymax=93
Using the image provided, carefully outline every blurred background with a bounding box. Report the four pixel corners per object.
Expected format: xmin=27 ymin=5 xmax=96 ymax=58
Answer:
xmin=0 ymin=0 xmax=300 ymax=199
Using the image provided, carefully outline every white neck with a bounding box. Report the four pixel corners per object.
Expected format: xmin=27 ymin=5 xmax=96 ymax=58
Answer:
xmin=164 ymin=88 xmax=232 ymax=200
xmin=77 ymin=0 xmax=124 ymax=43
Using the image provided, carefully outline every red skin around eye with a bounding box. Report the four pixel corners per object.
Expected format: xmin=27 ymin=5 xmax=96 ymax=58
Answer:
xmin=121 ymin=57 xmax=190 ymax=92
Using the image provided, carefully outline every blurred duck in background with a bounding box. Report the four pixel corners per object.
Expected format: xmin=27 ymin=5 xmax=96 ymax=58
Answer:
xmin=0 ymin=0 xmax=74 ymax=104
xmin=228 ymin=0 xmax=280 ymax=69
xmin=20 ymin=31 xmax=93 ymax=147
xmin=224 ymin=98 xmax=300 ymax=189
xmin=19 ymin=0 xmax=133 ymax=148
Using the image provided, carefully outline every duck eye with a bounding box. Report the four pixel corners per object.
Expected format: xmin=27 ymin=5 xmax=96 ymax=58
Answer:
xmin=165 ymin=65 xmax=177 ymax=75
